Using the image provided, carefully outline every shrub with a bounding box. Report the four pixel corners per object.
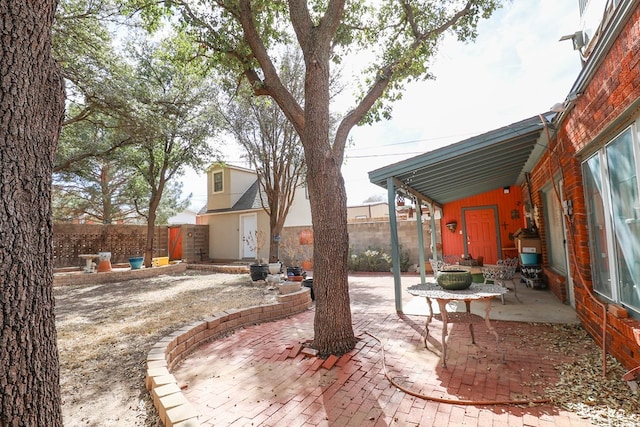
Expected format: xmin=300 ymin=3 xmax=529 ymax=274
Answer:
xmin=348 ymin=246 xmax=413 ymax=272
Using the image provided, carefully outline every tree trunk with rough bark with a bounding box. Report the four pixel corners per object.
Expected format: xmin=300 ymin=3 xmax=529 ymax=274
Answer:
xmin=0 ymin=0 xmax=65 ymax=424
xmin=303 ymin=48 xmax=356 ymax=356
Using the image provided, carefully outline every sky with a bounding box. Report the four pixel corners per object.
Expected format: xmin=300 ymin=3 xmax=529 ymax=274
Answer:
xmin=181 ymin=0 xmax=584 ymax=210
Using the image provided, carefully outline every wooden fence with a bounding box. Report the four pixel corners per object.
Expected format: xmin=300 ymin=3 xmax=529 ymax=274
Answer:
xmin=53 ymin=224 xmax=169 ymax=268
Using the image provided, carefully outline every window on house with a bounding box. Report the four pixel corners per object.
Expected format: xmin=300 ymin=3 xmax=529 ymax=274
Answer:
xmin=583 ymin=123 xmax=640 ymax=314
xmin=213 ymin=171 xmax=223 ymax=193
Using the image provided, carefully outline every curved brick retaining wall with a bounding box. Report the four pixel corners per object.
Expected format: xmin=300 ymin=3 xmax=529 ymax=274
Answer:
xmin=145 ymin=287 xmax=312 ymax=427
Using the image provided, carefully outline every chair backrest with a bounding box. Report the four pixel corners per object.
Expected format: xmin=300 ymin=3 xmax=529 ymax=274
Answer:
xmin=481 ymin=265 xmax=502 ymax=282
xmin=429 ymin=259 xmax=444 ymax=275
xmin=501 ymin=257 xmax=518 ymax=279
xmin=443 ymin=254 xmax=460 ymax=265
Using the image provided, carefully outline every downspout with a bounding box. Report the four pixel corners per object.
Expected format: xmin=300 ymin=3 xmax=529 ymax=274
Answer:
xmin=539 ymin=114 xmax=608 ymax=377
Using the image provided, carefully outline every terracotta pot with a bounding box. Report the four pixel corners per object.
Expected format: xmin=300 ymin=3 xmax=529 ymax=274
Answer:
xmin=97 ymin=251 xmax=112 ymax=273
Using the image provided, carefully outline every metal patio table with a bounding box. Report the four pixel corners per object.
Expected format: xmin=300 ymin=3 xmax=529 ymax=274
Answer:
xmin=407 ymin=282 xmax=506 ymax=367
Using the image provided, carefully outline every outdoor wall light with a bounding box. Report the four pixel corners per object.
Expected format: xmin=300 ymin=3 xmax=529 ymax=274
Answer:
xmin=503 ymin=186 xmax=510 ymax=194
xmin=445 ymin=221 xmax=457 ymax=233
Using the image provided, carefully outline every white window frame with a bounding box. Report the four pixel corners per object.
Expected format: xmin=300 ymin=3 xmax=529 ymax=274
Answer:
xmin=583 ymin=118 xmax=640 ymax=315
xmin=212 ymin=171 xmax=224 ymax=193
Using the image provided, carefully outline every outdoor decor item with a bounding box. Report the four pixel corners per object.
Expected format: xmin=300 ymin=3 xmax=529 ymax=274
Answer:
xmin=268 ymin=262 xmax=282 ymax=274
xmin=129 ymin=257 xmax=144 ymax=270
xmin=97 ymin=252 xmax=112 ymax=273
xmin=436 ymin=269 xmax=472 ymax=290
xmin=249 ymin=264 xmax=269 ymax=281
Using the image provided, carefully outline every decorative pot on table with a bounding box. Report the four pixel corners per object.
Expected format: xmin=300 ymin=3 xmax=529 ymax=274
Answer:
xmin=436 ymin=269 xmax=473 ymax=290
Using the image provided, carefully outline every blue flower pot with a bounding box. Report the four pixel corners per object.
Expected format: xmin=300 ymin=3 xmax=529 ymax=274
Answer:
xmin=129 ymin=257 xmax=144 ymax=270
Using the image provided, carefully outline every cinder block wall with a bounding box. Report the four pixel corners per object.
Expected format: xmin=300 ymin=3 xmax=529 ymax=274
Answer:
xmin=279 ymin=220 xmax=436 ymax=268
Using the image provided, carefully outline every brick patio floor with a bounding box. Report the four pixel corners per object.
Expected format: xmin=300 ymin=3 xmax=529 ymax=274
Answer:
xmin=173 ymin=275 xmax=595 ymax=426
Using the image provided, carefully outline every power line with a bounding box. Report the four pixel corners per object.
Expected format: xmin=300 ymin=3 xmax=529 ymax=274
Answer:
xmin=344 ymin=131 xmax=480 ymax=152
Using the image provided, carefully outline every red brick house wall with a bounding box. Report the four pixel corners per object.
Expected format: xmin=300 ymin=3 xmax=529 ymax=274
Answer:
xmin=526 ymin=5 xmax=640 ymax=369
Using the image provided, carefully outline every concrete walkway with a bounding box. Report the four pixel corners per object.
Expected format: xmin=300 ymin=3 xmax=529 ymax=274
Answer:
xmin=174 ymin=273 xmax=594 ymax=426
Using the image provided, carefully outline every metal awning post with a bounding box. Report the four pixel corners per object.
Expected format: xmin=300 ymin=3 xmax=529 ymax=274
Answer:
xmin=430 ymin=203 xmax=439 ymax=261
xmin=386 ymin=177 xmax=402 ymax=312
xmin=414 ymin=199 xmax=427 ymax=284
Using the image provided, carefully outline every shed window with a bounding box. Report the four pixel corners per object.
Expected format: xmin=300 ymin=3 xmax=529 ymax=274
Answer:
xmin=583 ymin=123 xmax=640 ymax=314
xmin=213 ymin=171 xmax=223 ymax=193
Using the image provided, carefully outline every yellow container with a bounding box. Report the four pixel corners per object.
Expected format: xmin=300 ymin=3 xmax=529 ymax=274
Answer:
xmin=152 ymin=257 xmax=169 ymax=267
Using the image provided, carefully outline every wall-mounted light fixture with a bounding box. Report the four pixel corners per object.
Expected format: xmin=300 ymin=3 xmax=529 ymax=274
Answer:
xmin=503 ymin=186 xmax=510 ymax=194
xmin=563 ymin=199 xmax=573 ymax=217
xmin=445 ymin=221 xmax=457 ymax=233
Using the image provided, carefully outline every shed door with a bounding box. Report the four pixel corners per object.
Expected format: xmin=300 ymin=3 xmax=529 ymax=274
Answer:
xmin=464 ymin=208 xmax=499 ymax=264
xmin=241 ymin=214 xmax=257 ymax=259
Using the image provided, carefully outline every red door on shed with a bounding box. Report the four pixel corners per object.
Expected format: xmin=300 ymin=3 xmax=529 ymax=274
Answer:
xmin=464 ymin=208 xmax=499 ymax=264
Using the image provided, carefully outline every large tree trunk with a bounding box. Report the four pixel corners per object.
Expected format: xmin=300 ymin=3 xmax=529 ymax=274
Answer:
xmin=304 ymin=53 xmax=356 ymax=357
xmin=0 ymin=1 xmax=65 ymax=425
xmin=144 ymin=195 xmax=161 ymax=268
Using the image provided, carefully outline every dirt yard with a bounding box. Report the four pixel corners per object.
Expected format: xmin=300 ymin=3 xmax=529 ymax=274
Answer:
xmin=55 ymin=270 xmax=278 ymax=426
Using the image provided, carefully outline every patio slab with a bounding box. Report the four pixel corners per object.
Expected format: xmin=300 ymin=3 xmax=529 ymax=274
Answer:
xmin=172 ymin=273 xmax=593 ymax=427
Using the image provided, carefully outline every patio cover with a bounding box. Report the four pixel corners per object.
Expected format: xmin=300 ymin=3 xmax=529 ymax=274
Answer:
xmin=367 ymin=113 xmax=554 ymax=312
xmin=368 ymin=113 xmax=553 ymax=207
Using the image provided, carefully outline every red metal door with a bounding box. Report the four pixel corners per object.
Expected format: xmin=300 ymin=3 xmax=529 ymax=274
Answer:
xmin=169 ymin=227 xmax=183 ymax=260
xmin=464 ymin=208 xmax=499 ymax=264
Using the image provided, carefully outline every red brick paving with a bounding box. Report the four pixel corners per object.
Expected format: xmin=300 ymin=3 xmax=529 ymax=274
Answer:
xmin=174 ymin=303 xmax=596 ymax=427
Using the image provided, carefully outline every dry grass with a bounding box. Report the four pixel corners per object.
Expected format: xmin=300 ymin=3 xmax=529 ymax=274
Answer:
xmin=55 ymin=270 xmax=277 ymax=426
